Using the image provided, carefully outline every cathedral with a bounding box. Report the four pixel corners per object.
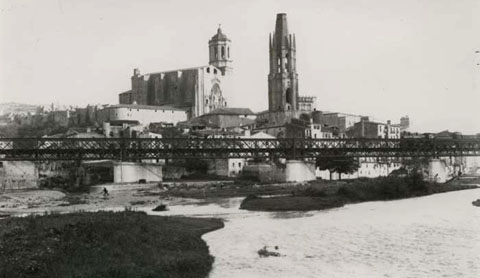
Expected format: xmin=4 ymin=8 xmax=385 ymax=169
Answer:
xmin=118 ymin=27 xmax=233 ymax=119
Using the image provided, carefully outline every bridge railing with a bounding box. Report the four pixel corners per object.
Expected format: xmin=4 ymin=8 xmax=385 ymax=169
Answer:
xmin=0 ymin=137 xmax=479 ymax=161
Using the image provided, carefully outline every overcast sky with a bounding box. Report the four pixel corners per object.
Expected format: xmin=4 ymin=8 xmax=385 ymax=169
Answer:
xmin=1 ymin=0 xmax=479 ymax=133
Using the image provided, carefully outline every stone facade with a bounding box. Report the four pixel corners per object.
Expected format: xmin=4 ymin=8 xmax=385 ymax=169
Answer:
xmin=97 ymin=104 xmax=187 ymax=128
xmin=347 ymin=119 xmax=401 ymax=139
xmin=316 ymin=112 xmax=363 ymax=136
xmin=268 ymin=13 xmax=299 ymax=112
xmin=119 ymin=27 xmax=233 ymax=119
xmin=259 ymin=13 xmax=316 ymax=128
xmin=0 ymin=161 xmax=38 ymax=191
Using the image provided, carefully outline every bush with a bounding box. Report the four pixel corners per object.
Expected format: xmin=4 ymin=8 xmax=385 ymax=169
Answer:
xmin=0 ymin=211 xmax=223 ymax=278
xmin=337 ymin=174 xmax=429 ymax=202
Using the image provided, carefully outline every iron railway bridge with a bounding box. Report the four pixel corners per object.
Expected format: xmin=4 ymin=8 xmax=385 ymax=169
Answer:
xmin=0 ymin=137 xmax=479 ymax=161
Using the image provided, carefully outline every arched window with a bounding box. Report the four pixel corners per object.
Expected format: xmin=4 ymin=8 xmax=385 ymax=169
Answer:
xmin=286 ymin=88 xmax=292 ymax=105
xmin=227 ymin=47 xmax=230 ymax=58
xmin=221 ymin=46 xmax=225 ymax=58
xmin=215 ymin=47 xmax=218 ymax=59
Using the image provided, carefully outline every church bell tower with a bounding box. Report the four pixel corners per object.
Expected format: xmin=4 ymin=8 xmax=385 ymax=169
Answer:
xmin=268 ymin=13 xmax=299 ymax=112
xmin=209 ymin=25 xmax=232 ymax=75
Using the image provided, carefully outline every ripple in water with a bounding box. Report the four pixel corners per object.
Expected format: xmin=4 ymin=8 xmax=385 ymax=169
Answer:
xmin=164 ymin=190 xmax=480 ymax=278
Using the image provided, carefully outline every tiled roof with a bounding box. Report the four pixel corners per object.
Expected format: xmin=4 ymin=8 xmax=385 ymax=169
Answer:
xmin=206 ymin=107 xmax=254 ymax=115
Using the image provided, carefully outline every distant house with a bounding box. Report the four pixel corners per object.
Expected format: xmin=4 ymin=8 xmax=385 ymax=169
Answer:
xmin=96 ymin=104 xmax=187 ymax=128
xmin=347 ymin=118 xmax=401 ymax=139
xmin=178 ymin=107 xmax=255 ymax=136
xmin=254 ymin=118 xmax=307 ymax=138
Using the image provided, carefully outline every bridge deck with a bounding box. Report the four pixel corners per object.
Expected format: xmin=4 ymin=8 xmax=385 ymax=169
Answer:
xmin=0 ymin=138 xmax=479 ymax=161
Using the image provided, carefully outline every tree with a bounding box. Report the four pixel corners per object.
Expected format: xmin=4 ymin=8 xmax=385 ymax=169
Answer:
xmin=316 ymin=156 xmax=360 ymax=180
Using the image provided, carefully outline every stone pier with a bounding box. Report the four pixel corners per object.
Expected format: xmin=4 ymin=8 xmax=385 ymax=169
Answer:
xmin=285 ymin=160 xmax=316 ymax=182
xmin=428 ymin=159 xmax=448 ymax=183
xmin=113 ymin=162 xmax=163 ymax=183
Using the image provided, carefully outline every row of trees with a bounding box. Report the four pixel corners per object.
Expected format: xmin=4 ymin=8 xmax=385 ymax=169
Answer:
xmin=315 ymin=156 xmax=430 ymax=180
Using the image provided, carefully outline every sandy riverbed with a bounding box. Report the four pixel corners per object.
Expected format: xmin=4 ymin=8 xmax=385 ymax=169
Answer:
xmin=0 ymin=183 xmax=203 ymax=217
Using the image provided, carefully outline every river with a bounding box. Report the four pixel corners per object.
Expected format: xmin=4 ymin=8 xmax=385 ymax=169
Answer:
xmin=158 ymin=189 xmax=480 ymax=278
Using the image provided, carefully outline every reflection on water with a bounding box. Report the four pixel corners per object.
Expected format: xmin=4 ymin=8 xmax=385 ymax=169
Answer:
xmin=158 ymin=190 xmax=480 ymax=278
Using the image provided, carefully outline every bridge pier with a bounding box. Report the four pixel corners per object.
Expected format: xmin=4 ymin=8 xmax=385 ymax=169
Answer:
xmin=113 ymin=162 xmax=163 ymax=183
xmin=428 ymin=159 xmax=447 ymax=183
xmin=285 ymin=160 xmax=316 ymax=182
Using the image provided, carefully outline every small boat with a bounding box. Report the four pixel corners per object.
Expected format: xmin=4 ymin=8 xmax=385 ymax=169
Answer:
xmin=258 ymin=246 xmax=280 ymax=257
xmin=472 ymin=199 xmax=480 ymax=207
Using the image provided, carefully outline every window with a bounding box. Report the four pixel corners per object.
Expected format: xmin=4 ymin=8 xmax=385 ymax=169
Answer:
xmin=227 ymin=47 xmax=230 ymax=58
xmin=238 ymin=162 xmax=241 ymax=167
xmin=207 ymin=67 xmax=210 ymax=73
xmin=221 ymin=46 xmax=225 ymax=58
xmin=214 ymin=69 xmax=217 ymax=74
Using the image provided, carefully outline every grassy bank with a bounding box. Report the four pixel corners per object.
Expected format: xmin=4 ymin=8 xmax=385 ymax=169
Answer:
xmin=240 ymin=175 xmax=479 ymax=212
xmin=0 ymin=211 xmax=224 ymax=278
xmin=160 ymin=179 xmax=304 ymax=199
xmin=240 ymin=194 xmax=345 ymax=211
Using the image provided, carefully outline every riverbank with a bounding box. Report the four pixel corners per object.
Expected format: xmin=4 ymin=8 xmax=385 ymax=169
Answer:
xmin=0 ymin=211 xmax=224 ymax=278
xmin=240 ymin=176 xmax=480 ymax=211
xmin=159 ymin=180 xmax=304 ymax=199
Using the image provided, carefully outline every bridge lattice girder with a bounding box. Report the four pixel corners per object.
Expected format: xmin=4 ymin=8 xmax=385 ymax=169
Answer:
xmin=0 ymin=138 xmax=479 ymax=161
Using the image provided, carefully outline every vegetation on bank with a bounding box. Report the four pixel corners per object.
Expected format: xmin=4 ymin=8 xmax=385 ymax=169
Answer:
xmin=240 ymin=174 xmax=478 ymax=211
xmin=0 ymin=211 xmax=223 ymax=278
xmin=160 ymin=179 xmax=303 ymax=199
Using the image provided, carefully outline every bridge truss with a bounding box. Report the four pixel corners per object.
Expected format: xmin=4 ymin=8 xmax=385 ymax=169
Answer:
xmin=0 ymin=137 xmax=479 ymax=161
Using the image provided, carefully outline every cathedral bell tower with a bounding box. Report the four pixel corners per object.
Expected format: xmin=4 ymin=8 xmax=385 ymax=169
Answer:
xmin=209 ymin=25 xmax=232 ymax=75
xmin=268 ymin=13 xmax=298 ymax=112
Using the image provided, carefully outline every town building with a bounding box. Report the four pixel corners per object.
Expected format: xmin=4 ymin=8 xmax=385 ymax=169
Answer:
xmin=316 ymin=158 xmax=402 ymax=180
xmin=314 ymin=112 xmax=363 ymax=137
xmin=118 ymin=27 xmax=233 ymax=119
xmin=186 ymin=107 xmax=255 ymax=129
xmin=304 ymin=121 xmax=335 ymax=139
xmin=298 ymin=96 xmax=317 ymax=112
xmin=347 ymin=118 xmax=401 ymax=139
xmin=400 ymin=116 xmax=410 ymax=132
xmin=96 ymin=104 xmax=187 ymax=128
xmin=254 ymin=118 xmax=307 ymax=138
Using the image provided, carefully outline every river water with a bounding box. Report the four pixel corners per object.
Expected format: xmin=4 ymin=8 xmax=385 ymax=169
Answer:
xmin=159 ymin=189 xmax=480 ymax=278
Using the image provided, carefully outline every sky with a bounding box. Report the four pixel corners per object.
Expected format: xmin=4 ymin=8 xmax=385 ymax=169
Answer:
xmin=0 ymin=0 xmax=479 ymax=134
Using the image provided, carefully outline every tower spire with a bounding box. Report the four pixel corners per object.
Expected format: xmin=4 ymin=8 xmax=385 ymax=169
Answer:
xmin=268 ymin=13 xmax=298 ymax=112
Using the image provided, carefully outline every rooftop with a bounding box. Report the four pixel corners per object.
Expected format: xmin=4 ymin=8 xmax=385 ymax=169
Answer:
xmin=210 ymin=26 xmax=230 ymax=42
xmin=105 ymin=104 xmax=187 ymax=112
xmin=205 ymin=107 xmax=255 ymax=116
